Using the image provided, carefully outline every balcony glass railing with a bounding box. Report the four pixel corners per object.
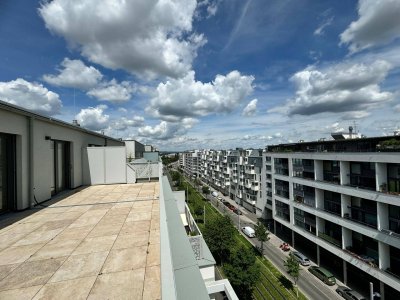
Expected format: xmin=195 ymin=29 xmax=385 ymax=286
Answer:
xmin=323 ymin=171 xmax=340 ymax=184
xmin=318 ymin=231 xmax=342 ymax=248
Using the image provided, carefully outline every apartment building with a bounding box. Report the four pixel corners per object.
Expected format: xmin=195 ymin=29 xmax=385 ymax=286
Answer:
xmin=261 ymin=135 xmax=400 ymax=299
xmin=180 ymin=150 xmax=200 ymax=179
xmin=181 ymin=149 xmax=262 ymax=212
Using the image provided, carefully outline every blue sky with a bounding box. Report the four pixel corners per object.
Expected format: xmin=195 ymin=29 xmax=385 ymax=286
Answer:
xmin=1 ymin=0 xmax=400 ymax=151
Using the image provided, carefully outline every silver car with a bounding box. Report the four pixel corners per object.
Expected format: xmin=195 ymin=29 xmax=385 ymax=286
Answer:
xmin=292 ymin=251 xmax=310 ymax=266
xmin=336 ymin=286 xmax=366 ymax=300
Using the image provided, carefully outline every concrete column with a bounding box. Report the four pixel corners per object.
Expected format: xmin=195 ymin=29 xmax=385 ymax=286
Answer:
xmin=343 ymin=261 xmax=348 ymax=285
xmin=342 ymin=227 xmax=352 ymax=250
xmin=289 ymin=180 xmax=294 ymax=201
xmin=341 ymin=194 xmax=351 ymax=217
xmin=315 ymin=188 xmax=324 ymax=209
xmin=340 ymin=161 xmax=350 ymax=185
xmin=292 ymin=230 xmax=295 ymax=247
xmin=288 ymin=157 xmax=293 ymax=177
xmin=380 ymin=281 xmax=385 ymax=300
xmin=377 ymin=202 xmax=389 ymax=231
xmin=376 ymin=162 xmax=387 ymax=192
xmin=317 ymin=245 xmax=320 ymax=266
xmin=378 ymin=241 xmax=390 ymax=270
xmin=289 ymin=202 xmax=294 ymax=225
xmin=315 ymin=160 xmax=323 ymax=181
xmin=316 ymin=217 xmax=324 ymax=236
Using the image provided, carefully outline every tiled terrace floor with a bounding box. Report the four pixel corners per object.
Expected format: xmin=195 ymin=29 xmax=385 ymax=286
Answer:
xmin=0 ymin=182 xmax=160 ymax=300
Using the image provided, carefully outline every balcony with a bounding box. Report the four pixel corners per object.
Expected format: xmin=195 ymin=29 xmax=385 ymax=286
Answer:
xmin=251 ymin=182 xmax=259 ymax=191
xmin=244 ymin=180 xmax=252 ymax=189
xmin=245 ymin=166 xmax=255 ymax=175
xmin=292 ymin=159 xmax=314 ymax=179
xmin=323 ymin=160 xmax=340 ymax=184
xmin=348 ymin=162 xmax=376 ymax=191
xmin=318 ymin=231 xmax=342 ymax=248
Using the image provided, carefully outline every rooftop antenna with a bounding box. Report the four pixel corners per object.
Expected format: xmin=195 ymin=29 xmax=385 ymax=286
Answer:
xmin=72 ymin=88 xmax=80 ymax=126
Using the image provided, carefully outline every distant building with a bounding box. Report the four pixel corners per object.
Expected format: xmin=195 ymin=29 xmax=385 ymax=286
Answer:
xmin=124 ymin=139 xmax=145 ymax=161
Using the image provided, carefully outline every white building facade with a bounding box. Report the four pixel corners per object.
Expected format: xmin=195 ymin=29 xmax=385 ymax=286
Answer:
xmin=260 ymin=137 xmax=400 ymax=299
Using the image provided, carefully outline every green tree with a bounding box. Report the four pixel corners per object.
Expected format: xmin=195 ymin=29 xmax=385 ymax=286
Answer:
xmin=171 ymin=171 xmax=180 ymax=181
xmin=193 ymin=202 xmax=204 ymax=222
xmin=284 ymin=252 xmax=300 ymax=298
xmin=203 ymin=215 xmax=235 ymax=264
xmin=224 ymin=245 xmax=261 ymax=299
xmin=254 ymin=221 xmax=269 ymax=255
xmin=202 ymin=186 xmax=210 ymax=195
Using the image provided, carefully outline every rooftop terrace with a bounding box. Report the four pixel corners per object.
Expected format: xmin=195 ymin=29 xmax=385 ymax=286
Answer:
xmin=0 ymin=182 xmax=160 ymax=299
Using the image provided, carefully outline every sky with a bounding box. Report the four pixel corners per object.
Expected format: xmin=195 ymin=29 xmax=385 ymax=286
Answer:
xmin=1 ymin=0 xmax=400 ymax=151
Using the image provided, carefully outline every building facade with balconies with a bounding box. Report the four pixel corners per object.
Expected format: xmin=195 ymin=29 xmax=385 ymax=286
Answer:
xmin=260 ymin=136 xmax=400 ymax=299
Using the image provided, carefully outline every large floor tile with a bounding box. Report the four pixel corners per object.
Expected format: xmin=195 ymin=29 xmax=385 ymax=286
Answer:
xmin=0 ymin=264 xmax=20 ymax=281
xmin=33 ymin=276 xmax=97 ymax=300
xmin=0 ymin=257 xmax=66 ymax=290
xmin=72 ymin=235 xmax=117 ymax=255
xmin=146 ymin=244 xmax=160 ymax=267
xmin=29 ymin=239 xmax=81 ymax=261
xmin=0 ymin=285 xmax=42 ymax=300
xmin=86 ymin=223 xmax=123 ymax=238
xmin=0 ymin=243 xmax=45 ymax=265
xmin=102 ymin=246 xmax=147 ymax=273
xmin=13 ymin=228 xmax=64 ymax=247
xmin=50 ymin=225 xmax=93 ymax=242
xmin=113 ymin=231 xmax=149 ymax=250
xmin=49 ymin=251 xmax=108 ymax=283
xmin=143 ymin=266 xmax=161 ymax=300
xmin=88 ymin=269 xmax=145 ymax=300
xmin=120 ymin=220 xmax=150 ymax=235
xmin=149 ymin=230 xmax=160 ymax=245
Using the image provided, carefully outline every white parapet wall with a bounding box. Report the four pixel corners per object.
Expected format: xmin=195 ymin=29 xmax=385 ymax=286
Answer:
xmin=83 ymin=146 xmax=127 ymax=185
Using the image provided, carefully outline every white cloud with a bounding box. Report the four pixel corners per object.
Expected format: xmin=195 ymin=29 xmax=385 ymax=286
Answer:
xmin=314 ymin=16 xmax=334 ymax=36
xmin=271 ymin=60 xmax=393 ymax=117
xmin=110 ymin=116 xmax=144 ymax=131
xmin=39 ymin=0 xmax=205 ymax=78
xmin=138 ymin=118 xmax=197 ymax=140
xmin=87 ymin=79 xmax=135 ymax=103
xmin=43 ymin=58 xmax=103 ymax=90
xmin=340 ymin=0 xmax=400 ymax=53
xmin=75 ymin=105 xmax=109 ymax=131
xmin=394 ymin=104 xmax=400 ymax=112
xmin=149 ymin=70 xmax=254 ymax=120
xmin=0 ymin=78 xmax=62 ymax=115
xmin=242 ymin=99 xmax=258 ymax=116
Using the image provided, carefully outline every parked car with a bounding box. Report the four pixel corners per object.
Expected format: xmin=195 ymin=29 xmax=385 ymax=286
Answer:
xmin=292 ymin=251 xmax=310 ymax=266
xmin=233 ymin=208 xmax=242 ymax=215
xmin=217 ymin=196 xmax=223 ymax=201
xmin=227 ymin=203 xmax=235 ymax=211
xmin=279 ymin=242 xmax=290 ymax=251
xmin=242 ymin=226 xmax=255 ymax=238
xmin=336 ymin=286 xmax=366 ymax=300
xmin=308 ymin=266 xmax=336 ymax=286
xmin=212 ymin=191 xmax=218 ymax=197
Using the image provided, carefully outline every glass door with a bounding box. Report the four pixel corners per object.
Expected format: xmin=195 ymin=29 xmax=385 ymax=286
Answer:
xmin=51 ymin=140 xmax=70 ymax=196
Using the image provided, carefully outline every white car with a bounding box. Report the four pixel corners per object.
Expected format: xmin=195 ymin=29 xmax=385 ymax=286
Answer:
xmin=242 ymin=226 xmax=255 ymax=238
